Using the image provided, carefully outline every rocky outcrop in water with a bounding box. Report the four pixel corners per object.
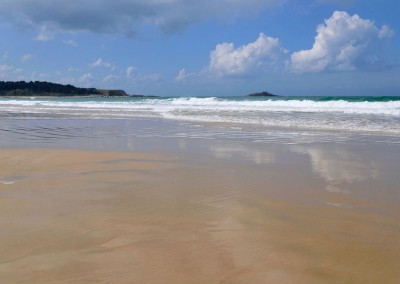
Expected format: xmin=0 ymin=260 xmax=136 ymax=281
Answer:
xmin=247 ymin=91 xmax=277 ymax=97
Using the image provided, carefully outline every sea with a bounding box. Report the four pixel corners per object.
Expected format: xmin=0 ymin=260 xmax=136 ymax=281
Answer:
xmin=1 ymin=95 xmax=400 ymax=145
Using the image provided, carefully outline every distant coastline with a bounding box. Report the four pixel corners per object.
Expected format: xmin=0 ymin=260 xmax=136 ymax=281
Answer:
xmin=0 ymin=81 xmax=133 ymax=97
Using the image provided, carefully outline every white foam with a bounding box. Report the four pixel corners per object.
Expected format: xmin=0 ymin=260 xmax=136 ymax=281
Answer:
xmin=1 ymin=97 xmax=399 ymax=135
xmin=0 ymin=181 xmax=15 ymax=185
xmin=2 ymin=97 xmax=400 ymax=115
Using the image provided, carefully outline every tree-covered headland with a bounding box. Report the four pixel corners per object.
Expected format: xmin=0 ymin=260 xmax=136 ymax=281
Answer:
xmin=0 ymin=81 xmax=128 ymax=97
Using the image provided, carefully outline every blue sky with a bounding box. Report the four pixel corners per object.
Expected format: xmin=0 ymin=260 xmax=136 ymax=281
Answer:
xmin=0 ymin=0 xmax=399 ymax=96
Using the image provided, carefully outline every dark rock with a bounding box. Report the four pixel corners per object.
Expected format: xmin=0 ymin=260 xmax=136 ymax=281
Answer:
xmin=129 ymin=94 xmax=160 ymax=98
xmin=247 ymin=91 xmax=277 ymax=97
xmin=99 ymin=89 xmax=128 ymax=96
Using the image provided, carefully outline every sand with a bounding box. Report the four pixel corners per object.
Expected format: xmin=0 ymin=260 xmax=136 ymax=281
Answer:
xmin=0 ymin=146 xmax=399 ymax=283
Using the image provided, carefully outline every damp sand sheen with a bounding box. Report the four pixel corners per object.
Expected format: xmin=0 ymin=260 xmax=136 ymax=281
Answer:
xmin=0 ymin=144 xmax=399 ymax=283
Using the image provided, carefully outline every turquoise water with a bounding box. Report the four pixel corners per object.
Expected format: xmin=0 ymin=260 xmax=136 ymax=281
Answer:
xmin=3 ymin=95 xmax=400 ymax=102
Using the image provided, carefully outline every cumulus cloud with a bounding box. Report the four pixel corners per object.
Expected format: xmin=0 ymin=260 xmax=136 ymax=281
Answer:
xmin=31 ymin=71 xmax=50 ymax=81
xmin=0 ymin=0 xmax=283 ymax=36
xmin=291 ymin=11 xmax=394 ymax=73
xmin=20 ymin=54 xmax=34 ymax=62
xmin=175 ymin=68 xmax=194 ymax=81
xmin=79 ymin=72 xmax=93 ymax=84
xmin=103 ymin=74 xmax=120 ymax=83
xmin=34 ymin=24 xmax=55 ymax=41
xmin=91 ymin=58 xmax=116 ymax=70
xmin=209 ymin=33 xmax=287 ymax=76
xmin=0 ymin=64 xmax=13 ymax=79
xmin=126 ymin=66 xmax=137 ymax=78
xmin=0 ymin=64 xmax=25 ymax=80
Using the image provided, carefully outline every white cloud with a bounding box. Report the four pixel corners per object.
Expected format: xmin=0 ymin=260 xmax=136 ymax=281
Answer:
xmin=0 ymin=0 xmax=283 ymax=36
xmin=63 ymin=39 xmax=78 ymax=47
xmin=209 ymin=33 xmax=287 ymax=76
xmin=175 ymin=68 xmax=193 ymax=81
xmin=20 ymin=54 xmax=34 ymax=62
xmin=59 ymin=65 xmax=159 ymax=88
xmin=91 ymin=58 xmax=116 ymax=70
xmin=30 ymin=71 xmax=50 ymax=81
xmin=126 ymin=66 xmax=137 ymax=78
xmin=103 ymin=74 xmax=120 ymax=83
xmin=126 ymin=66 xmax=161 ymax=82
xmin=1 ymin=51 xmax=8 ymax=61
xmin=378 ymin=25 xmax=394 ymax=39
xmin=79 ymin=72 xmax=93 ymax=84
xmin=176 ymin=68 xmax=187 ymax=81
xmin=91 ymin=58 xmax=103 ymax=67
xmin=291 ymin=11 xmax=394 ymax=73
xmin=0 ymin=64 xmax=26 ymax=80
xmin=35 ymin=24 xmax=55 ymax=41
xmin=0 ymin=64 xmax=13 ymax=79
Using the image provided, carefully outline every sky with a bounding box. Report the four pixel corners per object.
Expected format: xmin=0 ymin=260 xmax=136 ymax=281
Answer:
xmin=0 ymin=0 xmax=399 ymax=96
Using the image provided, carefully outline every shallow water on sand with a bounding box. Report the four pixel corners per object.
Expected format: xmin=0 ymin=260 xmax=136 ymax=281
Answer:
xmin=1 ymin=118 xmax=400 ymax=150
xmin=0 ymin=118 xmax=399 ymax=283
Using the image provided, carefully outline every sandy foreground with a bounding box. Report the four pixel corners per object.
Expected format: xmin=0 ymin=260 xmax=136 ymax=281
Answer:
xmin=0 ymin=148 xmax=399 ymax=283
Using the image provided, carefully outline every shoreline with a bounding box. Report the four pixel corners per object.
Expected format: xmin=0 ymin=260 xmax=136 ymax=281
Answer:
xmin=1 ymin=117 xmax=399 ymax=151
xmin=1 ymin=96 xmax=399 ymax=137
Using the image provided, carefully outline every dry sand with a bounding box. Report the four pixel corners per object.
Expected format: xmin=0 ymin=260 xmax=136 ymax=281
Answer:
xmin=0 ymin=148 xmax=399 ymax=283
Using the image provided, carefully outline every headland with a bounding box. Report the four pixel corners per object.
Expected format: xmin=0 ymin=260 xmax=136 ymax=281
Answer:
xmin=0 ymin=80 xmax=140 ymax=97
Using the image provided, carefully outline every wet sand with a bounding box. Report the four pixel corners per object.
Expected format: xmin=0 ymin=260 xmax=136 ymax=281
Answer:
xmin=1 ymin=145 xmax=399 ymax=283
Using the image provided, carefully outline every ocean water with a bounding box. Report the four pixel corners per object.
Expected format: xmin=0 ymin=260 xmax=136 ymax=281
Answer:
xmin=1 ymin=96 xmax=400 ymax=145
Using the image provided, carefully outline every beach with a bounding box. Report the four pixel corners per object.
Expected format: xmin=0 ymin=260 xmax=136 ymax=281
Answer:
xmin=0 ymin=113 xmax=399 ymax=283
xmin=1 ymin=0 xmax=399 ymax=281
